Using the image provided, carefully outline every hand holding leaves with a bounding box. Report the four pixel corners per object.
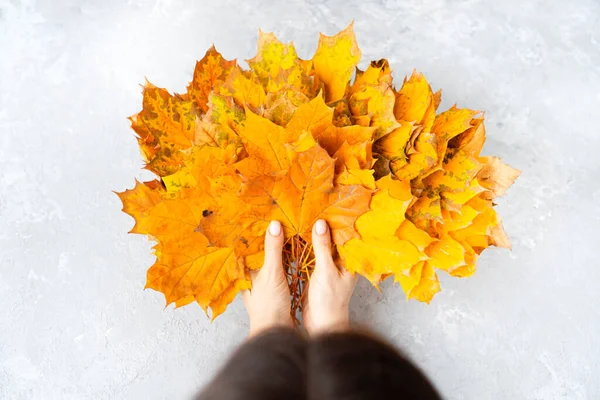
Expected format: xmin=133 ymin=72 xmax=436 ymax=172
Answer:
xmin=244 ymin=219 xmax=356 ymax=336
xmin=242 ymin=221 xmax=293 ymax=337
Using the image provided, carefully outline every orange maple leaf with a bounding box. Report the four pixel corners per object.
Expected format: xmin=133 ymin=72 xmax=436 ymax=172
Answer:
xmin=243 ymin=145 xmax=371 ymax=245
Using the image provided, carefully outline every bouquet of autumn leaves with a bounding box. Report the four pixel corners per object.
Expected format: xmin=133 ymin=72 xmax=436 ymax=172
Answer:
xmin=117 ymin=24 xmax=520 ymax=319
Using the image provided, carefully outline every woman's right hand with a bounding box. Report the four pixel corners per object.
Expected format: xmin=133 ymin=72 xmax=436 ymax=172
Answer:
xmin=303 ymin=219 xmax=357 ymax=335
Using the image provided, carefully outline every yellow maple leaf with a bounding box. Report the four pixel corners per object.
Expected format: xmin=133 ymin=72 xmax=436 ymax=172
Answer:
xmin=396 ymin=261 xmax=441 ymax=303
xmin=348 ymin=59 xmax=400 ymax=139
xmin=285 ymin=93 xmax=334 ymax=138
xmin=338 ymin=176 xmax=423 ymax=284
xmin=247 ymin=30 xmax=322 ymax=99
xmin=394 ymin=70 xmax=438 ymax=132
xmin=312 ymin=23 xmax=361 ymax=102
xmin=247 ymin=30 xmax=300 ymax=84
xmin=238 ymin=108 xmax=295 ymax=171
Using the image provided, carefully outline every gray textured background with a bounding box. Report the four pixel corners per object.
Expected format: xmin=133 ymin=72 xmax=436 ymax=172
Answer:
xmin=1 ymin=0 xmax=599 ymax=399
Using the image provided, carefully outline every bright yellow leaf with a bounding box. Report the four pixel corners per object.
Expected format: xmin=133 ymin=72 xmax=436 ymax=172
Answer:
xmin=338 ymin=236 xmax=422 ymax=284
xmin=247 ymin=30 xmax=299 ymax=83
xmin=396 ymin=219 xmax=436 ymax=252
xmin=312 ymin=23 xmax=361 ymax=102
xmin=426 ymin=236 xmax=466 ymax=273
xmin=402 ymin=262 xmax=441 ymax=303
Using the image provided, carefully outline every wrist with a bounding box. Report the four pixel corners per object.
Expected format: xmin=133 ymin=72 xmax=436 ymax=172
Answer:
xmin=248 ymin=312 xmax=294 ymax=337
xmin=309 ymin=306 xmax=350 ymax=335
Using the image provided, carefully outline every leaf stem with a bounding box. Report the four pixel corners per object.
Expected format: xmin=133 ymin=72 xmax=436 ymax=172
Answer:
xmin=284 ymin=234 xmax=315 ymax=323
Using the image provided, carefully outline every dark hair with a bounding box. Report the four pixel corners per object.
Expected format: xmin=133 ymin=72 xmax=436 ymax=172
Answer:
xmin=197 ymin=328 xmax=442 ymax=400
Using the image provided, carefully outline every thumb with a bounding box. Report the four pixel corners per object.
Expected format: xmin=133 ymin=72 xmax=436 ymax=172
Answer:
xmin=312 ymin=219 xmax=334 ymax=269
xmin=261 ymin=220 xmax=284 ymax=276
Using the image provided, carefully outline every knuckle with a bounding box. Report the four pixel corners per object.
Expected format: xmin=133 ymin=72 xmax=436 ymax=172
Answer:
xmin=265 ymin=244 xmax=281 ymax=253
xmin=314 ymin=237 xmax=331 ymax=249
xmin=265 ymin=238 xmax=283 ymax=252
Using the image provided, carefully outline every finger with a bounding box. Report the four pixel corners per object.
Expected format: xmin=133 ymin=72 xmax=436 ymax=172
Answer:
xmin=262 ymin=220 xmax=284 ymax=274
xmin=312 ymin=219 xmax=334 ymax=269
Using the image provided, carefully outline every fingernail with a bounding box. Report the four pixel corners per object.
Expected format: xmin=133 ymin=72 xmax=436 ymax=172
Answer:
xmin=315 ymin=219 xmax=327 ymax=236
xmin=268 ymin=220 xmax=281 ymax=236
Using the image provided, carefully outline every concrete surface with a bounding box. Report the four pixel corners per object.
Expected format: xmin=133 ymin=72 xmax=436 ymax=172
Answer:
xmin=1 ymin=0 xmax=599 ymax=399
